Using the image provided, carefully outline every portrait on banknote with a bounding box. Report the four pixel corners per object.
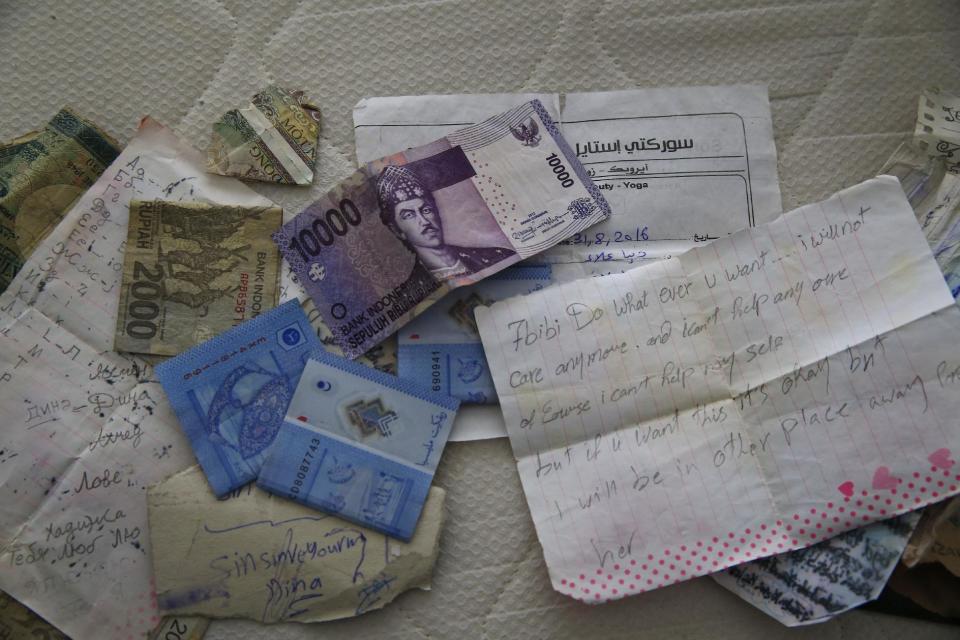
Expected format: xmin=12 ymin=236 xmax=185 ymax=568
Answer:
xmin=375 ymin=161 xmax=516 ymax=283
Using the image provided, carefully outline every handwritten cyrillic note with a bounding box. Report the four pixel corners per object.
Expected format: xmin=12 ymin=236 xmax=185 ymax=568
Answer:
xmin=476 ymin=176 xmax=960 ymax=602
xmin=149 ymin=466 xmax=444 ymax=623
xmin=0 ymin=118 xmax=277 ymax=640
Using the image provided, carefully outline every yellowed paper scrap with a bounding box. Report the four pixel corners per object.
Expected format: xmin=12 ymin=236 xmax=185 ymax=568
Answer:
xmin=149 ymin=466 xmax=444 ymax=623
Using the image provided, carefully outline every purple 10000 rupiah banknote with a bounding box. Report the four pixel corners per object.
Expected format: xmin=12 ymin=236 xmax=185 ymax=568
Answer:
xmin=275 ymin=100 xmax=610 ymax=359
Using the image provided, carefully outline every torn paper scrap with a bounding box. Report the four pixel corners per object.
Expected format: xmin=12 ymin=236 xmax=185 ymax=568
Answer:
xmin=207 ymin=86 xmax=321 ymax=185
xmin=149 ymin=465 xmax=445 ymax=623
xmin=156 ymin=300 xmax=322 ymax=496
xmin=277 ymin=99 xmax=609 ymax=359
xmin=398 ymin=263 xmax=553 ymax=404
xmin=915 ymin=88 xmax=960 ymax=174
xmin=258 ymin=350 xmax=459 ymax=541
xmin=714 ymin=512 xmax=920 ymax=626
xmin=476 ymin=175 xmax=960 ymax=603
xmin=882 ymin=143 xmax=960 ymax=299
xmin=115 ymin=199 xmax=282 ymax=356
xmin=0 ymin=117 xmax=277 ymax=640
xmin=0 ymin=107 xmax=120 ymax=292
xmin=886 ymin=560 xmax=960 ymax=619
xmin=904 ymin=496 xmax=960 ymax=577
xmin=148 ymin=616 xmax=210 ymax=640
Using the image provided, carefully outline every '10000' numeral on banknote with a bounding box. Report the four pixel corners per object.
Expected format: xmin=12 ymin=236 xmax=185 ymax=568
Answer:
xmin=275 ymin=100 xmax=609 ymax=359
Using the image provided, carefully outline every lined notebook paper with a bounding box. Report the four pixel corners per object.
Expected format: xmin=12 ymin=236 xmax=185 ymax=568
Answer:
xmin=477 ymin=176 xmax=960 ymax=602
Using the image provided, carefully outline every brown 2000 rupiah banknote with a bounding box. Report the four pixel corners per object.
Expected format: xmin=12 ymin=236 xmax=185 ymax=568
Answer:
xmin=0 ymin=107 xmax=120 ymax=292
xmin=114 ymin=200 xmax=282 ymax=356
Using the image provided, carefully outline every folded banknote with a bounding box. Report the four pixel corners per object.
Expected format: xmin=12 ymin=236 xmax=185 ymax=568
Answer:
xmin=156 ymin=300 xmax=321 ymax=496
xmin=258 ymin=349 xmax=459 ymax=540
xmin=115 ymin=199 xmax=282 ymax=356
xmin=398 ymin=263 xmax=552 ymax=403
xmin=0 ymin=107 xmax=119 ymax=292
xmin=274 ymin=99 xmax=609 ymax=359
xmin=207 ymin=86 xmax=322 ymax=185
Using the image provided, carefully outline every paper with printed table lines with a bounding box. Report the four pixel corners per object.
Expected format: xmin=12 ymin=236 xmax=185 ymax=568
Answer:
xmin=0 ymin=117 xmax=277 ymax=640
xmin=354 ymin=86 xmax=782 ymax=270
xmin=476 ymin=176 xmax=960 ymax=603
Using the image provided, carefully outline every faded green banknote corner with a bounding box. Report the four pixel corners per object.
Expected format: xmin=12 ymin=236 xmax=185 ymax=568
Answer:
xmin=0 ymin=107 xmax=120 ymax=293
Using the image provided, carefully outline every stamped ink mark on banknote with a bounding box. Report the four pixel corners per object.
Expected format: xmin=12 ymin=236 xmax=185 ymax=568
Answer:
xmin=258 ymin=350 xmax=459 ymax=540
xmin=115 ymin=199 xmax=282 ymax=356
xmin=274 ymin=99 xmax=608 ymax=359
xmin=157 ymin=300 xmax=321 ymax=496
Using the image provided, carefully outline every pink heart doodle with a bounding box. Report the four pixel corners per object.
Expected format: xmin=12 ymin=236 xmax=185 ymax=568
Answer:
xmin=872 ymin=466 xmax=901 ymax=492
xmin=837 ymin=481 xmax=854 ymax=497
xmin=929 ymin=448 xmax=955 ymax=470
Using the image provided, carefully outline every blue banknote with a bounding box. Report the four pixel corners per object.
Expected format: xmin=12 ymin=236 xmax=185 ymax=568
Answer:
xmin=397 ymin=263 xmax=553 ymax=404
xmin=156 ymin=300 xmax=321 ymax=496
xmin=257 ymin=350 xmax=459 ymax=540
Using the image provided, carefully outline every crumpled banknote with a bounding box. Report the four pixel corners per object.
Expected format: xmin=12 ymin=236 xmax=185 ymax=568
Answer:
xmin=207 ymin=86 xmax=321 ymax=185
xmin=0 ymin=107 xmax=119 ymax=292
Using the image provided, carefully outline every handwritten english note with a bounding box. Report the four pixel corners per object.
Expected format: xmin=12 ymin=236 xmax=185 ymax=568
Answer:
xmin=476 ymin=176 xmax=960 ymax=603
xmin=0 ymin=118 xmax=278 ymax=640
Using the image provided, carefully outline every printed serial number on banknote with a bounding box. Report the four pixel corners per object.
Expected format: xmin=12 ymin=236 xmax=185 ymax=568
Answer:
xmin=115 ymin=199 xmax=282 ymax=356
xmin=275 ymin=99 xmax=609 ymax=359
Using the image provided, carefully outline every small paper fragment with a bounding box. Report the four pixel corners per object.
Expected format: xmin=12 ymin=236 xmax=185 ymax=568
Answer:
xmin=207 ymin=86 xmax=321 ymax=185
xmin=713 ymin=512 xmax=920 ymax=626
xmin=148 ymin=466 xmax=444 ymax=623
xmin=915 ymin=88 xmax=960 ymax=174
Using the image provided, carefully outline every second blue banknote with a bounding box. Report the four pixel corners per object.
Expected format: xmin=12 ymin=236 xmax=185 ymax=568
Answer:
xmin=258 ymin=349 xmax=459 ymax=540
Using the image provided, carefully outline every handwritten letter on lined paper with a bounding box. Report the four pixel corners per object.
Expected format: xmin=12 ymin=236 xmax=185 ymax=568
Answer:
xmin=476 ymin=176 xmax=960 ymax=603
